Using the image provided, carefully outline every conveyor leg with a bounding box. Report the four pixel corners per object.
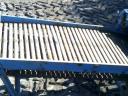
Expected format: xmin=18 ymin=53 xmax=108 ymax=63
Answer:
xmin=0 ymin=67 xmax=16 ymax=96
xmin=117 ymin=81 xmax=124 ymax=96
xmin=15 ymin=77 xmax=20 ymax=95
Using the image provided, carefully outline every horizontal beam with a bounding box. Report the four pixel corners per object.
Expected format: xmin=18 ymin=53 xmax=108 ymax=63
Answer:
xmin=0 ymin=15 xmax=123 ymax=35
xmin=1 ymin=16 xmax=103 ymax=29
xmin=1 ymin=15 xmax=114 ymax=33
xmin=0 ymin=59 xmax=128 ymax=74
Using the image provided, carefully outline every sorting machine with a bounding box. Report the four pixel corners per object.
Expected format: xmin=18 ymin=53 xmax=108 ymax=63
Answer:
xmin=0 ymin=9 xmax=128 ymax=95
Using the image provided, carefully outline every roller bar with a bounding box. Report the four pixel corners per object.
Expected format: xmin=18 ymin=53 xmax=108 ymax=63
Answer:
xmin=0 ymin=17 xmax=127 ymax=74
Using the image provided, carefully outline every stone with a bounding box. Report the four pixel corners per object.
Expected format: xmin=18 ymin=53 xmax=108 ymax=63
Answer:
xmin=36 ymin=10 xmax=45 ymax=17
xmin=0 ymin=2 xmax=7 ymax=11
xmin=6 ymin=3 xmax=14 ymax=11
xmin=51 ymin=3 xmax=60 ymax=7
xmin=25 ymin=5 xmax=35 ymax=10
xmin=53 ymin=7 xmax=60 ymax=12
xmin=56 ymin=10 xmax=64 ymax=15
xmin=44 ymin=9 xmax=55 ymax=16
xmin=24 ymin=11 xmax=36 ymax=18
xmin=33 ymin=4 xmax=43 ymax=9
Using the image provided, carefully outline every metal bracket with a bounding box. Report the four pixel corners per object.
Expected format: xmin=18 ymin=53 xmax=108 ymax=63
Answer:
xmin=0 ymin=65 xmax=16 ymax=96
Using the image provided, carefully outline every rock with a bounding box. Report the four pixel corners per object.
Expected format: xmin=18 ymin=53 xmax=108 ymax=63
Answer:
xmin=24 ymin=11 xmax=36 ymax=18
xmin=33 ymin=4 xmax=43 ymax=9
xmin=41 ymin=3 xmax=51 ymax=8
xmin=47 ymin=16 xmax=56 ymax=20
xmin=55 ymin=15 xmax=64 ymax=20
xmin=15 ymin=11 xmax=25 ymax=16
xmin=25 ymin=5 xmax=35 ymax=10
xmin=56 ymin=10 xmax=64 ymax=15
xmin=80 ymin=16 xmax=92 ymax=22
xmin=63 ymin=7 xmax=73 ymax=15
xmin=6 ymin=3 xmax=14 ymax=10
xmin=14 ymin=4 xmax=25 ymax=11
xmin=37 ymin=1 xmax=48 ymax=4
xmin=53 ymin=7 xmax=60 ymax=12
xmin=44 ymin=9 xmax=55 ymax=16
xmin=0 ymin=2 xmax=7 ymax=11
xmin=51 ymin=3 xmax=60 ymax=7
xmin=36 ymin=10 xmax=45 ymax=17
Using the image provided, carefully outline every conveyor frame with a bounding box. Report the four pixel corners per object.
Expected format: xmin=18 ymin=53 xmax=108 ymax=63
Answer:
xmin=0 ymin=15 xmax=128 ymax=73
xmin=0 ymin=15 xmax=128 ymax=96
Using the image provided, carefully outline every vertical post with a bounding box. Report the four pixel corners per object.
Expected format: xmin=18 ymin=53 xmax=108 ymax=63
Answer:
xmin=15 ymin=77 xmax=20 ymax=95
xmin=117 ymin=81 xmax=124 ymax=96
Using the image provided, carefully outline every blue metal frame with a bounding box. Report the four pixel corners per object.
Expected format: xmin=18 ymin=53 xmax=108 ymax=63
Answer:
xmin=1 ymin=15 xmax=103 ymax=28
xmin=0 ymin=59 xmax=128 ymax=74
xmin=0 ymin=15 xmax=128 ymax=74
xmin=0 ymin=65 xmax=16 ymax=96
xmin=117 ymin=9 xmax=128 ymax=34
xmin=1 ymin=15 xmax=117 ymax=33
xmin=15 ymin=77 xmax=20 ymax=95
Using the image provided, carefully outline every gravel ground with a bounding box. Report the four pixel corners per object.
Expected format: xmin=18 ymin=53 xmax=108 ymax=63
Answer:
xmin=0 ymin=0 xmax=128 ymax=96
xmin=0 ymin=0 xmax=128 ymax=25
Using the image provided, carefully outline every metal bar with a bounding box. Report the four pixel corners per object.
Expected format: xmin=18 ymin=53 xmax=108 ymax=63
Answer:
xmin=77 ymin=28 xmax=94 ymax=62
xmin=50 ymin=25 xmax=63 ymax=60
xmin=32 ymin=24 xmax=41 ymax=59
xmin=67 ymin=27 xmax=83 ymax=61
xmin=95 ymin=30 xmax=119 ymax=63
xmin=63 ymin=27 xmax=78 ymax=61
xmin=92 ymin=30 xmax=113 ymax=63
xmin=0 ymin=23 xmax=3 ymax=57
xmin=0 ymin=59 xmax=128 ymax=73
xmin=19 ymin=23 xmax=25 ymax=59
xmin=46 ymin=25 xmax=58 ymax=60
xmin=81 ymin=29 xmax=100 ymax=62
xmin=1 ymin=16 xmax=104 ymax=30
xmin=0 ymin=65 xmax=16 ymax=96
xmin=14 ymin=23 xmax=19 ymax=58
xmin=15 ymin=77 xmax=20 ymax=95
xmin=42 ymin=25 xmax=53 ymax=60
xmin=101 ymin=32 xmax=124 ymax=64
xmin=85 ymin=29 xmax=105 ymax=63
xmin=75 ymin=28 xmax=92 ymax=62
xmin=54 ymin=26 xmax=68 ymax=61
xmin=89 ymin=29 xmax=107 ymax=63
xmin=28 ymin=24 xmax=36 ymax=59
xmin=37 ymin=24 xmax=47 ymax=60
xmin=71 ymin=27 xmax=87 ymax=62
xmin=23 ymin=23 xmax=30 ymax=59
xmin=8 ymin=23 xmax=14 ymax=58
xmin=2 ymin=23 xmax=8 ymax=58
xmin=58 ymin=26 xmax=73 ymax=61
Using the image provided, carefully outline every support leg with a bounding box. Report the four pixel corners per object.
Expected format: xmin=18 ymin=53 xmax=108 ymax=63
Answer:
xmin=0 ymin=67 xmax=16 ymax=96
xmin=117 ymin=81 xmax=124 ymax=96
xmin=15 ymin=77 xmax=20 ymax=95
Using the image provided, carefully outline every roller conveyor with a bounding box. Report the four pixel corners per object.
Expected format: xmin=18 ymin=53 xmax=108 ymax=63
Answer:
xmin=0 ymin=15 xmax=128 ymax=75
xmin=0 ymin=22 xmax=128 ymax=64
xmin=0 ymin=13 xmax=128 ymax=96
